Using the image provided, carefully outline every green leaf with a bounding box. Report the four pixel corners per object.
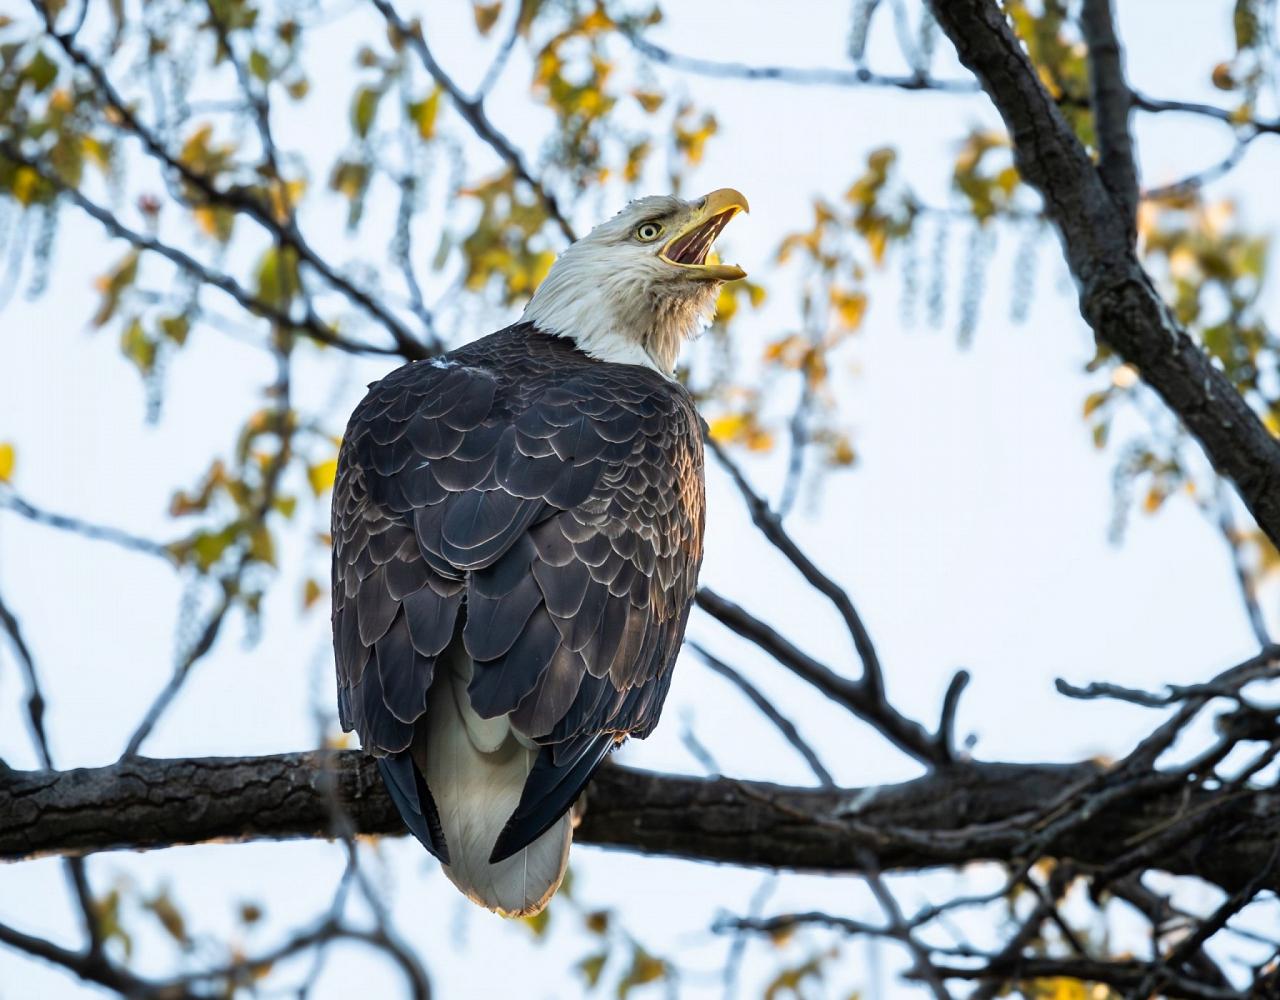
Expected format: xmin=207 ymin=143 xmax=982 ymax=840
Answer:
xmin=1082 ymin=389 xmax=1110 ymax=418
xmin=473 ymin=2 xmax=502 ymax=34
xmin=119 ymin=317 xmax=157 ymax=374
xmin=249 ymin=48 xmax=271 ymax=82
xmin=24 ymin=50 xmax=58 ymax=92
xmin=255 ymin=246 xmax=300 ymax=308
xmin=159 ymin=314 xmax=190 ymax=345
xmin=352 ymin=85 xmax=382 ymax=138
xmin=521 ymin=905 xmax=551 ymax=937
xmin=577 ymin=951 xmax=608 ymax=989
xmin=616 ymin=946 xmax=666 ymax=998
xmin=143 ymin=888 xmax=189 ymax=947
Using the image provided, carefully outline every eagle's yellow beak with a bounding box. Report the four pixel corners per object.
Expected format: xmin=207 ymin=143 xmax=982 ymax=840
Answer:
xmin=659 ymin=187 xmax=749 ymax=281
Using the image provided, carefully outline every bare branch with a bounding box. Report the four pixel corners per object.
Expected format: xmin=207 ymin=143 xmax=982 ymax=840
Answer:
xmin=1080 ymin=0 xmax=1139 ymax=236
xmin=624 ymin=30 xmax=978 ymax=94
xmin=695 ymin=587 xmax=938 ymax=764
xmin=690 ymin=642 xmax=836 ymax=787
xmin=0 ymin=141 xmax=396 ymax=358
xmin=0 ymin=489 xmax=173 ymax=562
xmin=371 ymin=0 xmax=577 ymax=243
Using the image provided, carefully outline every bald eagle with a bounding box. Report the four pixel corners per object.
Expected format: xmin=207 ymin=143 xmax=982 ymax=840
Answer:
xmin=332 ymin=189 xmax=748 ymax=916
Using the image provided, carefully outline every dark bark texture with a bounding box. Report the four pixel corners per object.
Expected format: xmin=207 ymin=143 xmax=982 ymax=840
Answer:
xmin=4 ymin=753 xmax=1280 ymax=896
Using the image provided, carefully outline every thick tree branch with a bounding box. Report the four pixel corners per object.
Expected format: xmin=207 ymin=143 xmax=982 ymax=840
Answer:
xmin=4 ymin=753 xmax=1280 ymax=898
xmin=1079 ymin=0 xmax=1138 ymax=236
xmin=925 ymin=0 xmax=1280 ymax=551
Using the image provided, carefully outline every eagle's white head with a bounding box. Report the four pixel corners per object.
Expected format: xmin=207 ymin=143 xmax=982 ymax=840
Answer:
xmin=523 ymin=188 xmax=749 ymax=375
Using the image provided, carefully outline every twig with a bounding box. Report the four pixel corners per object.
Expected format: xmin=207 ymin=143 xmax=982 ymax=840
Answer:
xmin=0 ymin=588 xmax=105 ymax=958
xmin=33 ymin=2 xmax=437 ymax=359
xmin=1215 ymin=486 xmax=1272 ymax=647
xmin=624 ymin=30 xmax=977 ymax=94
xmin=371 ymin=0 xmax=577 ymax=243
xmin=695 ymin=587 xmax=938 ymax=764
xmin=0 ymin=141 xmax=395 ymax=357
xmin=0 ymin=489 xmax=173 ymax=561
xmin=705 ymin=438 xmax=886 ymax=705
xmin=691 ymin=642 xmax=836 ymax=787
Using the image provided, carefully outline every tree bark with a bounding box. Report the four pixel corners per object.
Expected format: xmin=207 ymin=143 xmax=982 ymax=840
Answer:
xmin=4 ymin=753 xmax=1279 ymax=896
xmin=926 ymin=0 xmax=1280 ymax=550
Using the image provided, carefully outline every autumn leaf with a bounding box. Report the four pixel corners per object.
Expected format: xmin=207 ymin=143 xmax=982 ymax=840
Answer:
xmin=307 ymin=458 xmax=338 ymax=496
xmin=0 ymin=442 xmax=15 ymax=483
xmin=473 ymin=1 xmax=502 ymax=34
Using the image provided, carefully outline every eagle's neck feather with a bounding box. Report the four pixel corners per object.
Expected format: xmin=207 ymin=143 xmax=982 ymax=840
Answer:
xmin=522 ymin=248 xmax=713 ymax=375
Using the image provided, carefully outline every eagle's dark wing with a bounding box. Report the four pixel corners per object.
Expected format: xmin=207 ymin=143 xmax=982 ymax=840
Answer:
xmin=332 ymin=326 xmax=705 ymax=862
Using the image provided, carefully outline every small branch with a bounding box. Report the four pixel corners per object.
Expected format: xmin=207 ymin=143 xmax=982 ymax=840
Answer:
xmin=705 ymin=438 xmax=887 ymax=705
xmin=33 ymin=6 xmax=436 ymax=359
xmin=1132 ymin=89 xmax=1280 ymax=137
xmin=0 ymin=489 xmax=173 ymax=561
xmin=0 ymin=586 xmax=104 ymax=958
xmin=1215 ymin=488 xmax=1272 ymax=647
xmin=1148 ymin=844 xmax=1280 ymax=993
xmin=858 ymin=848 xmax=954 ymax=1000
xmin=624 ymin=30 xmax=978 ymax=94
xmin=0 ymin=919 xmax=151 ymax=997
xmin=691 ymin=642 xmax=836 ymax=787
xmin=695 ymin=587 xmax=938 ymax=765
xmin=0 ymin=141 xmax=395 ymax=358
xmin=0 ymin=588 xmax=51 ymax=768
xmin=1080 ymin=0 xmax=1139 ymax=236
xmin=121 ymin=584 xmax=234 ymax=758
xmin=1143 ymin=139 xmax=1251 ymax=202
xmin=371 ymin=0 xmax=577 ymax=243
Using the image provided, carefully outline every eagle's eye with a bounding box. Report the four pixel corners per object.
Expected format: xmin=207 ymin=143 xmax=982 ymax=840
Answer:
xmin=635 ymin=222 xmax=664 ymax=242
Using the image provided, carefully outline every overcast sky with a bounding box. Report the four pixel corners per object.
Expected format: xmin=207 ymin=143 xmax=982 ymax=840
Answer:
xmin=2 ymin=1 xmax=1277 ymax=997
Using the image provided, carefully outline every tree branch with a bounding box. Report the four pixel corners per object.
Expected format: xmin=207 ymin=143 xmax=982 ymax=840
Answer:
xmin=1079 ymin=0 xmax=1138 ymax=236
xmin=4 ymin=752 xmax=1280 ymax=897
xmin=371 ymin=0 xmax=577 ymax=244
xmin=0 ymin=141 xmax=395 ymax=359
xmin=33 ymin=2 xmax=437 ymax=360
xmin=924 ymin=0 xmax=1280 ymax=552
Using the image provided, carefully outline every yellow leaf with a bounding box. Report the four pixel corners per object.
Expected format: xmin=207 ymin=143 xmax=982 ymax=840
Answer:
xmin=831 ymin=289 xmax=868 ymax=330
xmin=1082 ymin=390 xmax=1110 ymax=418
xmin=303 ymin=578 xmax=323 ymax=610
xmin=409 ymin=88 xmax=442 ymax=141
xmin=708 ymin=414 xmax=747 ymax=443
xmin=633 ymin=90 xmax=664 ymax=113
xmin=473 ymin=1 xmax=502 ymax=34
xmin=308 ymin=458 xmax=338 ymax=496
xmin=12 ymin=166 xmax=41 ymax=206
xmin=0 ymin=442 xmax=15 ymax=483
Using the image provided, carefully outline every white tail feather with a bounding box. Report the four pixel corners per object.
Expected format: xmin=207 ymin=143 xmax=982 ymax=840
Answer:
xmin=414 ymin=646 xmax=571 ymax=917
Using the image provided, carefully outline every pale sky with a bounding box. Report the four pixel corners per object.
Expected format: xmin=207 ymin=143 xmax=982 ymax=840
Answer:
xmin=1 ymin=1 xmax=1277 ymax=997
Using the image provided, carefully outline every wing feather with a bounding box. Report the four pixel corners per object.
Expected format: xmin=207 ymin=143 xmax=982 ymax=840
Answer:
xmin=333 ymin=326 xmax=704 ymax=863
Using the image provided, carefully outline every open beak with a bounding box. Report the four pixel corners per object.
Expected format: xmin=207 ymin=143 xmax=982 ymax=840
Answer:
xmin=659 ymin=187 xmax=749 ymax=281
